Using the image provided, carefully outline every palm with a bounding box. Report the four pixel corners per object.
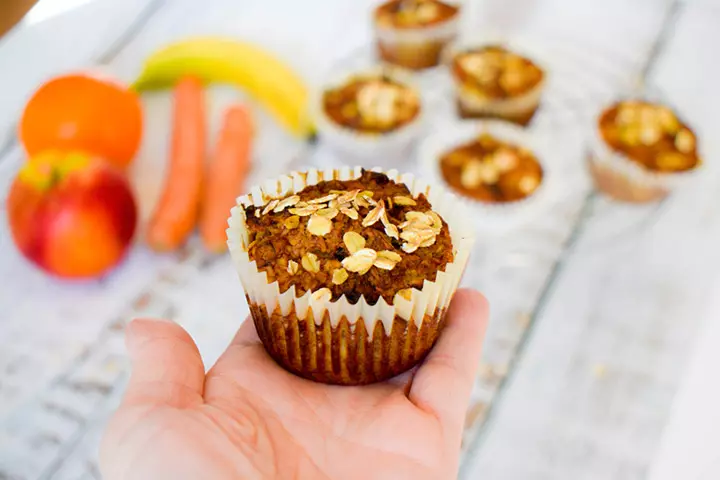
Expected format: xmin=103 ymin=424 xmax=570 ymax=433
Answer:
xmin=100 ymin=290 xmax=488 ymax=480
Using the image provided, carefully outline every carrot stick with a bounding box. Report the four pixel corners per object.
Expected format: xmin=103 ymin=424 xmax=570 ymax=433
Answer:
xmin=146 ymin=76 xmax=205 ymax=252
xmin=200 ymin=104 xmax=254 ymax=253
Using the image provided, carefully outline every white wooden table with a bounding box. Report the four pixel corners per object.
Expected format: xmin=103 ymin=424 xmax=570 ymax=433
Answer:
xmin=1 ymin=1 xmax=719 ymax=479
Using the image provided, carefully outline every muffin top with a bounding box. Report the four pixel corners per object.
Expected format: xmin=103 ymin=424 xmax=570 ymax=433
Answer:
xmin=452 ymin=46 xmax=543 ymax=99
xmin=243 ymin=170 xmax=454 ymax=304
xmin=439 ymin=133 xmax=543 ymax=203
xmin=599 ymin=100 xmax=700 ymax=173
xmin=375 ymin=0 xmax=459 ymax=29
xmin=323 ymin=73 xmax=421 ymax=134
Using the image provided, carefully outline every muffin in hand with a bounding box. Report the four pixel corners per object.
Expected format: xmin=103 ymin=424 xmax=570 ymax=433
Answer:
xmin=227 ymin=168 xmax=474 ymax=385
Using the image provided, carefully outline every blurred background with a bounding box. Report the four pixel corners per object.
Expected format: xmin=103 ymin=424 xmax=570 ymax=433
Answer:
xmin=0 ymin=0 xmax=719 ymax=479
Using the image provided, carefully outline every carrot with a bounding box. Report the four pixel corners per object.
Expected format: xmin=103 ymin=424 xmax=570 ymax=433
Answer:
xmin=146 ymin=76 xmax=205 ymax=251
xmin=200 ymin=104 xmax=254 ymax=252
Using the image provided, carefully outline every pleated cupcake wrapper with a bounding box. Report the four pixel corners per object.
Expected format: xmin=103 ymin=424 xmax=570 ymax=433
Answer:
xmin=313 ymin=66 xmax=426 ymax=160
xmin=455 ymin=81 xmax=543 ymax=120
xmin=418 ymin=120 xmax=554 ymax=229
xmin=588 ymin=125 xmax=701 ymax=194
xmin=248 ymin=297 xmax=448 ymax=385
xmin=227 ymin=166 xmax=475 ymax=338
xmin=374 ymin=14 xmax=460 ymax=46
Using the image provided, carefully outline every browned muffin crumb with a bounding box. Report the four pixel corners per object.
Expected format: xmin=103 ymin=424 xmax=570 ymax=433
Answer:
xmin=243 ymin=170 xmax=454 ymax=304
xmin=323 ymin=74 xmax=420 ymax=134
xmin=452 ymin=46 xmax=543 ymax=99
xmin=440 ymin=133 xmax=543 ymax=203
xmin=375 ymin=0 xmax=459 ymax=29
xmin=599 ymin=100 xmax=700 ymax=173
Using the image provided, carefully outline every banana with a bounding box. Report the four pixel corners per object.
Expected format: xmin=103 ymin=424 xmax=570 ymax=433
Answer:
xmin=133 ymin=37 xmax=313 ymax=138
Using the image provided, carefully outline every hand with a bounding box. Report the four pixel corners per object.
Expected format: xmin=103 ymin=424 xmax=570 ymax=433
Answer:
xmin=100 ymin=289 xmax=488 ymax=480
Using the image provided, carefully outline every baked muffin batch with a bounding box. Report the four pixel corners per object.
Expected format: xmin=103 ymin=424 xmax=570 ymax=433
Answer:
xmin=314 ymin=0 xmax=703 ymax=208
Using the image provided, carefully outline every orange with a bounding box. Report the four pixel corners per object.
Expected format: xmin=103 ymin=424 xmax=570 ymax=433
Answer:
xmin=19 ymin=73 xmax=143 ymax=169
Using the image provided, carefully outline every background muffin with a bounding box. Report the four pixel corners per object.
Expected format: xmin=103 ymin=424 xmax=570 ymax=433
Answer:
xmin=440 ymin=132 xmax=543 ymax=203
xmin=314 ymin=67 xmax=425 ymax=162
xmin=418 ymin=121 xmax=554 ymax=231
xmin=449 ymin=43 xmax=545 ymax=125
xmin=588 ymin=100 xmax=701 ymax=203
xmin=374 ymin=0 xmax=460 ymax=70
xmin=227 ymin=167 xmax=474 ymax=385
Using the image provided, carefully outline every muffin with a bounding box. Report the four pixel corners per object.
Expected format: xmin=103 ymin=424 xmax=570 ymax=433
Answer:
xmin=227 ymin=168 xmax=473 ymax=385
xmin=314 ymin=67 xmax=424 ymax=161
xmin=439 ymin=132 xmax=543 ymax=203
xmin=374 ymin=0 xmax=460 ymax=70
xmin=418 ymin=122 xmax=552 ymax=231
xmin=589 ymin=100 xmax=701 ymax=203
xmin=449 ymin=44 xmax=545 ymax=125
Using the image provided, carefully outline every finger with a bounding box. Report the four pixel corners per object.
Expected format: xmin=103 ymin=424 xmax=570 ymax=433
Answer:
xmin=123 ymin=318 xmax=206 ymax=408
xmin=409 ymin=289 xmax=488 ymax=432
xmin=228 ymin=316 xmax=260 ymax=348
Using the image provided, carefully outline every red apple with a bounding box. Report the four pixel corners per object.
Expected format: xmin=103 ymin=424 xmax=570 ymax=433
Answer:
xmin=7 ymin=150 xmax=137 ymax=278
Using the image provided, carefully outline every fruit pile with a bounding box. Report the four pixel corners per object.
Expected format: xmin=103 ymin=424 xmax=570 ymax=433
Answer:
xmin=6 ymin=37 xmax=309 ymax=280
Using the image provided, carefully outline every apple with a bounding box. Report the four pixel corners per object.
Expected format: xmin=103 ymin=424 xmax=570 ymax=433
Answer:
xmin=6 ymin=150 xmax=137 ymax=278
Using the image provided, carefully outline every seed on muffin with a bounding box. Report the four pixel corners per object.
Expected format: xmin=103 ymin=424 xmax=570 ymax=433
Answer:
xmin=302 ymin=252 xmax=320 ymax=273
xmin=307 ymin=215 xmax=332 ymax=236
xmin=262 ymin=199 xmax=280 ymax=215
xmin=274 ymin=195 xmax=300 ymax=213
xmin=284 ymin=215 xmax=300 ymax=229
xmin=375 ymin=250 xmax=402 ymax=270
xmin=289 ymin=205 xmax=320 ymax=216
xmin=362 ymin=202 xmax=385 ymax=227
xmin=393 ymin=195 xmax=416 ymax=206
xmin=343 ymin=232 xmax=366 ymax=254
xmin=308 ymin=193 xmax=338 ymax=204
xmin=342 ymin=248 xmax=377 ymax=274
xmin=315 ymin=207 xmax=339 ymax=219
xmin=398 ymin=288 xmax=413 ymax=300
xmin=287 ymin=260 xmax=299 ymax=275
xmin=311 ymin=288 xmax=332 ymax=302
xmin=332 ymin=268 xmax=349 ymax=285
xmin=340 ymin=207 xmax=359 ymax=220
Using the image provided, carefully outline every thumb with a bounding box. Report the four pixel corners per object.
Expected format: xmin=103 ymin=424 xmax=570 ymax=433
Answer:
xmin=122 ymin=318 xmax=206 ymax=408
xmin=409 ymin=289 xmax=488 ymax=436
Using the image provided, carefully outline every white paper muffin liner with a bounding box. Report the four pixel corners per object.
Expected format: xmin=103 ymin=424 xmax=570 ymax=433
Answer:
xmin=444 ymin=35 xmax=547 ymax=123
xmin=374 ymin=11 xmax=460 ymax=47
xmin=456 ymin=81 xmax=544 ymax=120
xmin=588 ymin=116 xmax=702 ymax=202
xmin=373 ymin=1 xmax=461 ymax=69
xmin=418 ymin=120 xmax=555 ymax=231
xmin=312 ymin=66 xmax=426 ymax=163
xmin=226 ymin=166 xmax=475 ymax=337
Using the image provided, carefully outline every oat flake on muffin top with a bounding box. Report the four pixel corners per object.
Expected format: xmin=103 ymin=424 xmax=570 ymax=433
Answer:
xmin=243 ymin=170 xmax=454 ymax=305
